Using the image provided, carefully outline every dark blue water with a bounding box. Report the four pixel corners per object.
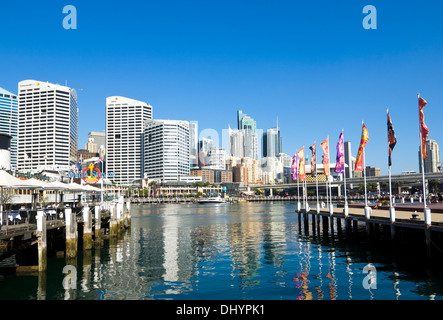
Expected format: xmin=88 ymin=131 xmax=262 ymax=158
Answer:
xmin=1 ymin=202 xmax=443 ymax=300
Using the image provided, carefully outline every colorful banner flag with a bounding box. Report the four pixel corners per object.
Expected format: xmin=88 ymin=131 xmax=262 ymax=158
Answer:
xmin=387 ymin=110 xmax=397 ymax=166
xmin=418 ymin=94 xmax=429 ymax=159
xmin=321 ymin=138 xmax=330 ymax=177
xmin=335 ymin=131 xmax=344 ymax=174
xmin=298 ymin=148 xmax=306 ymax=181
xmin=355 ymin=122 xmax=369 ymax=171
xmin=309 ymin=143 xmax=316 ymax=176
xmin=291 ymin=153 xmax=298 ymax=181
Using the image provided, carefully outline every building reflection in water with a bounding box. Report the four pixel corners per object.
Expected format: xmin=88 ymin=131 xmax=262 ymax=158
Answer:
xmin=53 ymin=203 xmax=443 ymax=300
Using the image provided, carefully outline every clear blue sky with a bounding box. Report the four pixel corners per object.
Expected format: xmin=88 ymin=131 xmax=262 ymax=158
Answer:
xmin=0 ymin=0 xmax=442 ymax=175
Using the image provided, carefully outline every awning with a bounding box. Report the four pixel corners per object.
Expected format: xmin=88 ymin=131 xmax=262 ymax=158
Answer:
xmin=0 ymin=170 xmax=42 ymax=189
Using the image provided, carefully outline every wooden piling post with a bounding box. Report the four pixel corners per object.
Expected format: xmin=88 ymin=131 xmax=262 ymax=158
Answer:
xmin=322 ymin=216 xmax=329 ymax=235
xmin=117 ymin=202 xmax=124 ymax=232
xmin=94 ymin=205 xmax=101 ymax=245
xmin=65 ymin=207 xmax=77 ymax=260
xmin=337 ymin=217 xmax=342 ymax=237
xmin=83 ymin=206 xmax=92 ymax=250
xmin=125 ymin=200 xmax=131 ymax=227
xmin=110 ymin=204 xmax=118 ymax=236
xmin=311 ymin=212 xmax=316 ymax=234
xmin=303 ymin=212 xmax=309 ymax=235
xmin=36 ymin=210 xmax=47 ymax=272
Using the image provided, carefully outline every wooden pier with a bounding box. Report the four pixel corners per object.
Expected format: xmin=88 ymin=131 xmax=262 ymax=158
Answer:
xmin=294 ymin=202 xmax=443 ymax=263
xmin=0 ymin=197 xmax=131 ymax=274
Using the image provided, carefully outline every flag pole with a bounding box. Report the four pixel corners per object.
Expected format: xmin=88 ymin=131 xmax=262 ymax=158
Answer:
xmin=342 ymin=129 xmax=349 ymax=217
xmin=387 ymin=108 xmax=396 ymax=232
xmin=418 ymin=94 xmax=431 ymax=225
xmin=315 ymin=141 xmax=320 ymax=214
xmin=387 ymin=109 xmax=394 ymax=209
xmin=328 ymin=136 xmax=333 ymax=215
xmin=296 ymin=150 xmax=301 ymax=212
xmin=302 ymin=146 xmax=306 ymax=211
xmin=360 ymin=121 xmax=370 ymax=220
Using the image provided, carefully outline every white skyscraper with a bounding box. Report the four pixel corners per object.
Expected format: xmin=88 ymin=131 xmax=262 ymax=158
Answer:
xmin=207 ymin=147 xmax=227 ymax=170
xmin=189 ymin=121 xmax=198 ymax=168
xmin=229 ymin=126 xmax=245 ymax=158
xmin=17 ymin=80 xmax=78 ymax=172
xmin=419 ymin=139 xmax=440 ymax=173
xmin=106 ymin=96 xmax=152 ymax=185
xmin=144 ymin=119 xmax=190 ymax=182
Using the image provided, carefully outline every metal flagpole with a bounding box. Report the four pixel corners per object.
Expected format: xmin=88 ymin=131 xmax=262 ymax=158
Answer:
xmin=315 ymin=142 xmax=320 ymax=213
xmin=302 ymin=146 xmax=306 ymax=211
xmin=325 ymin=173 xmax=329 ymax=212
xmin=418 ymin=94 xmax=431 ymax=225
xmin=342 ymin=129 xmax=349 ymax=216
xmin=100 ymin=158 xmax=104 ymax=206
xmin=328 ymin=136 xmax=333 ymax=215
xmin=297 ymin=175 xmax=301 ymax=212
xmin=363 ymin=137 xmax=370 ymax=219
xmin=387 ymin=109 xmax=395 ymax=225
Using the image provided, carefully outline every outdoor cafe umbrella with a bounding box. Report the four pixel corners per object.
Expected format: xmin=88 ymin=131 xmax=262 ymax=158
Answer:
xmin=0 ymin=170 xmax=44 ymax=223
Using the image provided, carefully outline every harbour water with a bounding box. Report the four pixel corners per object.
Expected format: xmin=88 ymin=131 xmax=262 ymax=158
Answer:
xmin=1 ymin=201 xmax=443 ymax=300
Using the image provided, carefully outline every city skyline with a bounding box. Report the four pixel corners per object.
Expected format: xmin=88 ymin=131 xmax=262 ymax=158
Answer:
xmin=1 ymin=1 xmax=443 ymax=175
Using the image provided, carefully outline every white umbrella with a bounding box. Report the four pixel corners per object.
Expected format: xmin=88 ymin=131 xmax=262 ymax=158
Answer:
xmin=45 ymin=181 xmax=74 ymax=191
xmin=0 ymin=170 xmax=39 ymax=188
xmin=0 ymin=170 xmax=41 ymax=224
xmin=25 ymin=178 xmax=51 ymax=189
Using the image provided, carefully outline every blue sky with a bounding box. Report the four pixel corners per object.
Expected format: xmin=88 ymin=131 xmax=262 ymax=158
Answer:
xmin=0 ymin=0 xmax=442 ymax=175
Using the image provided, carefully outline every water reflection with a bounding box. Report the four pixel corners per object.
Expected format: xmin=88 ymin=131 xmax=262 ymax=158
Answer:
xmin=4 ymin=202 xmax=443 ymax=300
xmin=63 ymin=203 xmax=443 ymax=300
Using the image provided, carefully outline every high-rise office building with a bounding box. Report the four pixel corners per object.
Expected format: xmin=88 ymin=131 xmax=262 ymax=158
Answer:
xmin=85 ymin=131 xmax=106 ymax=157
xmin=236 ymin=110 xmax=258 ymax=159
xmin=106 ymin=96 xmax=152 ymax=185
xmin=197 ymin=137 xmax=214 ymax=167
xmin=229 ymin=126 xmax=245 ymax=158
xmin=207 ymin=147 xmax=227 ymax=170
xmin=17 ymin=80 xmax=78 ymax=172
xmin=262 ymin=126 xmax=282 ymax=158
xmin=189 ymin=121 xmax=198 ymax=168
xmin=0 ymin=87 xmax=18 ymax=170
xmin=144 ymin=119 xmax=190 ymax=182
xmin=419 ymin=139 xmax=440 ymax=173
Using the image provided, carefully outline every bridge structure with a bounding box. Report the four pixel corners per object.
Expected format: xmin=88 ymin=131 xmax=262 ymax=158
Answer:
xmin=247 ymin=172 xmax=443 ymax=196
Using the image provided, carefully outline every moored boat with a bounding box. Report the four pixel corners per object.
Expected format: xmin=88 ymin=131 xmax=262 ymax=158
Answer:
xmin=197 ymin=196 xmax=226 ymax=204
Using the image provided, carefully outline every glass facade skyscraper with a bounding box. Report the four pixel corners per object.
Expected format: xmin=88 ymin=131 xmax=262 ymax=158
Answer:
xmin=235 ymin=110 xmax=258 ymax=159
xmin=0 ymin=87 xmax=18 ymax=169
xmin=262 ymin=126 xmax=281 ymax=158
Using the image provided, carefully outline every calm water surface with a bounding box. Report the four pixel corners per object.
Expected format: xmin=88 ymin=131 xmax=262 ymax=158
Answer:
xmin=1 ymin=202 xmax=443 ymax=300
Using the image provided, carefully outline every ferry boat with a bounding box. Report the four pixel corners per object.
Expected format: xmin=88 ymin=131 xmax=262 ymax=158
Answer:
xmin=197 ymin=196 xmax=226 ymax=204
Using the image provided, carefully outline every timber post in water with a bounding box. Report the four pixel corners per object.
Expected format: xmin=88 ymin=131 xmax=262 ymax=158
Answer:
xmin=65 ymin=207 xmax=77 ymax=260
xmin=94 ymin=205 xmax=101 ymax=245
xmin=109 ymin=203 xmax=118 ymax=236
xmin=83 ymin=206 xmax=93 ymax=250
xmin=36 ymin=209 xmax=47 ymax=272
xmin=125 ymin=200 xmax=131 ymax=227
